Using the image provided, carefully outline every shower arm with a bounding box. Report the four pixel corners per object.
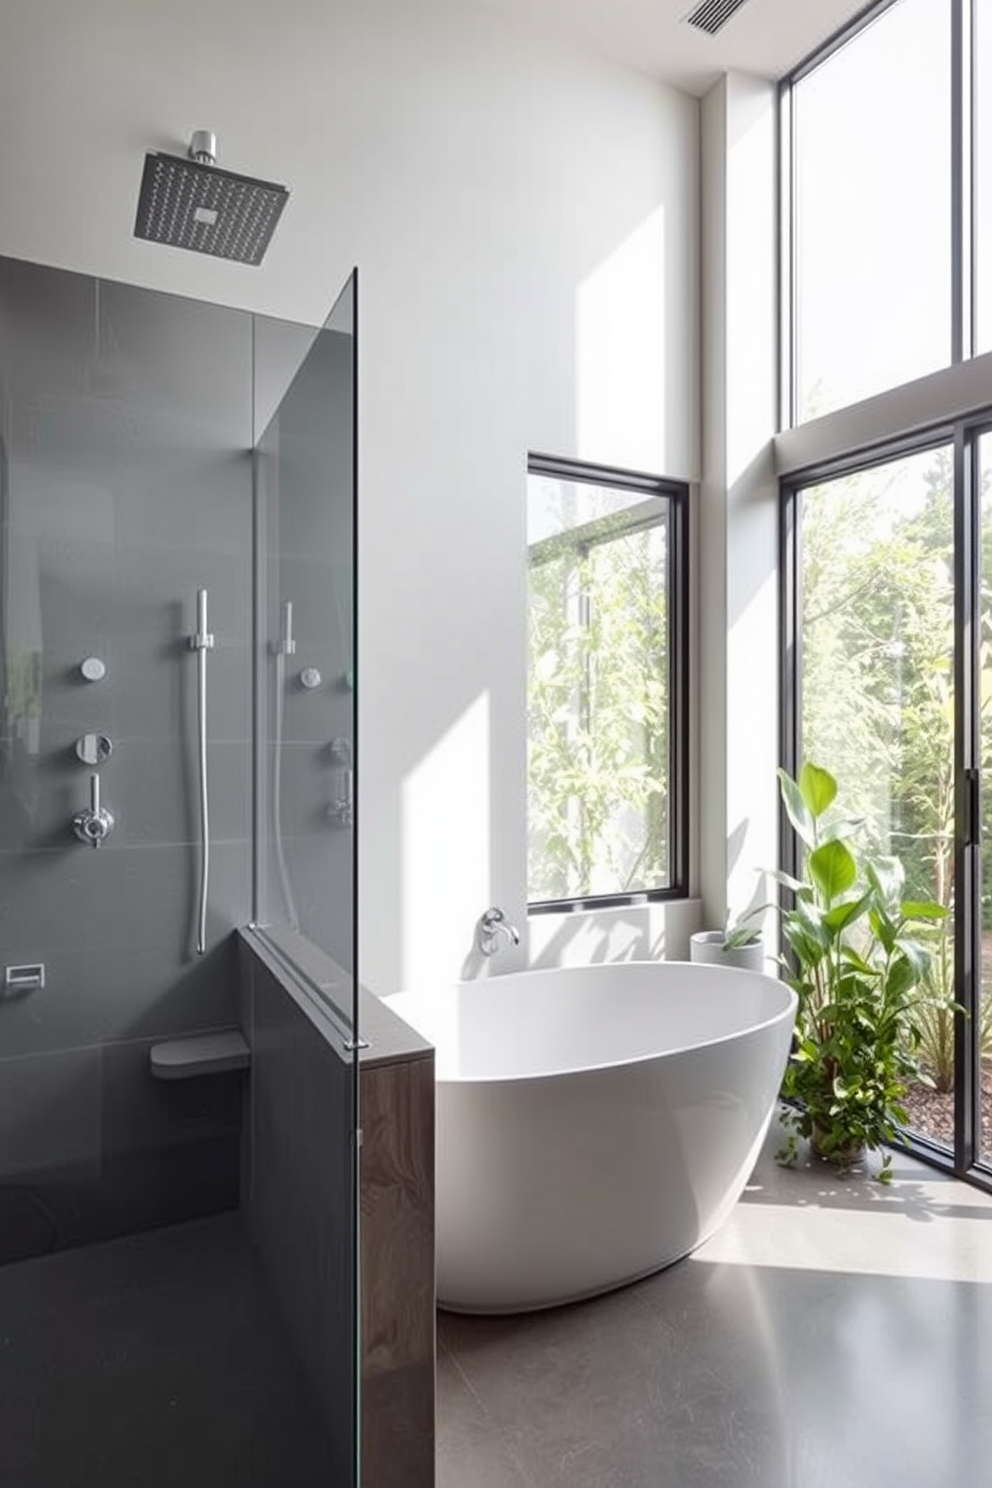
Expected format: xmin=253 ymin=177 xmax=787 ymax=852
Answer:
xmin=190 ymin=589 xmax=214 ymax=955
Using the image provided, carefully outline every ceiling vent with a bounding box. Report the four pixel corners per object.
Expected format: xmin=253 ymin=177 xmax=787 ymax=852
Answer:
xmin=684 ymin=0 xmax=752 ymax=36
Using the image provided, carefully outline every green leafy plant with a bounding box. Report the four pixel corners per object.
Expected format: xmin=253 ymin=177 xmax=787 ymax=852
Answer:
xmin=723 ymin=911 xmax=762 ymax=951
xmin=722 ymin=877 xmax=772 ymax=953
xmin=771 ymin=762 xmax=952 ymax=1182
xmin=912 ymin=917 xmax=992 ymax=1094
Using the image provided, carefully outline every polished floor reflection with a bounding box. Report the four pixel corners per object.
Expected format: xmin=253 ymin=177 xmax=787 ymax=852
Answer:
xmin=438 ymin=1113 xmax=992 ymax=1488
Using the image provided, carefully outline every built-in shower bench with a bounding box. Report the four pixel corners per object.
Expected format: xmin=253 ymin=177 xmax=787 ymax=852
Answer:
xmin=149 ymin=1029 xmax=251 ymax=1080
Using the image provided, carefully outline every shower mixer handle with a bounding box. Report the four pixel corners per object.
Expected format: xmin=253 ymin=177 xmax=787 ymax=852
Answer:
xmin=72 ymin=773 xmax=115 ymax=848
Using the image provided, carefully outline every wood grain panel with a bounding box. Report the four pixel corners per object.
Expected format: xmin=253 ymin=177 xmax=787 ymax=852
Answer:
xmin=360 ymin=1053 xmax=435 ymax=1488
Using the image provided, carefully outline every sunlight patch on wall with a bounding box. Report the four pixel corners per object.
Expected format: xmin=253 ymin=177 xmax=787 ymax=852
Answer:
xmin=401 ymin=692 xmax=491 ymax=991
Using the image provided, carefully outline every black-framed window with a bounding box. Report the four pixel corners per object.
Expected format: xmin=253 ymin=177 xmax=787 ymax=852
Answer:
xmin=527 ymin=454 xmax=688 ymax=912
xmin=780 ymin=417 xmax=992 ymax=1187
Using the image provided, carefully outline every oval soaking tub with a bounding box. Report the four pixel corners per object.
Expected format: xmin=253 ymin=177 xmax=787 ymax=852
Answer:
xmin=385 ymin=962 xmax=796 ymax=1314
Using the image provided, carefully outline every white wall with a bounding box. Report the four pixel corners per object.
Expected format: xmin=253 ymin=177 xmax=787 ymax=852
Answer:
xmin=699 ymin=75 xmax=779 ymax=951
xmin=351 ymin=9 xmax=700 ymax=993
xmin=0 ymin=0 xmax=700 ymax=997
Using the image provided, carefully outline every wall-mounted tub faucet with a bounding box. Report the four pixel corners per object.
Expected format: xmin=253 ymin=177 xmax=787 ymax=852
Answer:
xmin=72 ymin=772 xmax=115 ymax=847
xmin=478 ymin=906 xmax=520 ymax=957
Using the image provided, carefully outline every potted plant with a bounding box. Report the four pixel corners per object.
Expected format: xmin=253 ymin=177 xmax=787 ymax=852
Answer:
xmin=689 ymin=917 xmax=765 ymax=972
xmin=768 ymin=762 xmax=951 ymax=1181
xmin=689 ymin=878 xmax=770 ymax=972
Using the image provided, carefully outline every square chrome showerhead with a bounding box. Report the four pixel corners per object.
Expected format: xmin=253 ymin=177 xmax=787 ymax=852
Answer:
xmin=134 ymin=151 xmax=289 ymax=267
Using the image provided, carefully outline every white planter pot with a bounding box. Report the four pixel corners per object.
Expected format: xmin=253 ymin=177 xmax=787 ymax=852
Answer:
xmin=689 ymin=930 xmax=765 ymax=972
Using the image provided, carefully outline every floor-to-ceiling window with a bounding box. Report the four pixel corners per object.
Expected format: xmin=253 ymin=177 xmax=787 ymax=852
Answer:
xmin=780 ymin=0 xmax=992 ymax=1187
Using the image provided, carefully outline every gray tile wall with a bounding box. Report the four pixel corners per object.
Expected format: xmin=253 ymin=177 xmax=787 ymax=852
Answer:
xmin=0 ymin=256 xmax=254 ymax=1261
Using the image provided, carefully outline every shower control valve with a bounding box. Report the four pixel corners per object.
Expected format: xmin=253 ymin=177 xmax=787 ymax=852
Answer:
xmin=328 ymin=738 xmax=354 ymax=829
xmin=72 ymin=773 xmax=115 ymax=848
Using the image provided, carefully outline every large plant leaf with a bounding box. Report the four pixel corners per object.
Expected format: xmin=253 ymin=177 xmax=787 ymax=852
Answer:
xmin=840 ymin=945 xmax=877 ymax=976
xmin=819 ymin=815 xmax=865 ymax=845
xmin=867 ymin=856 xmax=904 ymax=909
xmin=823 ymin=891 xmax=872 ymax=933
xmin=869 ymin=905 xmax=897 ymax=956
xmin=808 ymin=839 xmax=857 ymax=904
xmin=799 ymin=762 xmax=837 ymax=818
xmin=900 ymin=900 xmax=950 ymax=921
xmin=783 ymin=899 xmax=831 ymax=961
xmin=766 ymin=867 xmax=807 ymax=894
xmin=777 ymin=768 xmax=815 ymax=848
xmin=886 ymin=953 xmax=922 ymax=1000
xmin=892 ymin=937 xmax=930 ymax=984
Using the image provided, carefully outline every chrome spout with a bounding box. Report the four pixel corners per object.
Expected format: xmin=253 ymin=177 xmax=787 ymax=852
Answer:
xmin=478 ymin=906 xmax=521 ymax=957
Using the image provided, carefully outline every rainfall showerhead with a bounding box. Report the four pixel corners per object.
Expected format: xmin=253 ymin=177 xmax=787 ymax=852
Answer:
xmin=133 ymin=131 xmax=289 ymax=266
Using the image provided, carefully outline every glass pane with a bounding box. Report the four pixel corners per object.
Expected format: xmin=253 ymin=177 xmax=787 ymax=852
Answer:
xmin=977 ymin=2 xmax=992 ymax=354
xmin=979 ymin=434 xmax=992 ymax=1166
xmin=800 ymin=444 xmax=955 ymax=1149
xmin=528 ymin=473 xmax=670 ymax=902
xmin=251 ymin=278 xmax=358 ymax=1485
xmin=793 ymin=0 xmax=951 ymax=422
xmin=253 ymin=287 xmax=356 ymax=1012
xmin=0 ymin=254 xmax=352 ymax=1484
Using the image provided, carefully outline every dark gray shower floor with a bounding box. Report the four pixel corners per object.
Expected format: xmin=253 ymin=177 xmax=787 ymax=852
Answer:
xmin=0 ymin=1212 xmax=334 ymax=1488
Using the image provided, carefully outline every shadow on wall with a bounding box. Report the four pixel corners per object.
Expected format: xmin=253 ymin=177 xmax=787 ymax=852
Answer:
xmin=528 ymin=898 xmax=702 ymax=971
xmin=443 ymin=899 xmax=705 ymax=986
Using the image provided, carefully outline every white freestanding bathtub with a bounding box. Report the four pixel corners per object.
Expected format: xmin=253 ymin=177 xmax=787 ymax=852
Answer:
xmin=385 ymin=961 xmax=796 ymax=1314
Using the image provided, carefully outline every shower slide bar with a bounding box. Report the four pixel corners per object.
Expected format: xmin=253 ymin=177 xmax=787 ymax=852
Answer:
xmin=272 ymin=599 xmax=301 ymax=931
xmin=190 ymin=588 xmax=214 ymax=955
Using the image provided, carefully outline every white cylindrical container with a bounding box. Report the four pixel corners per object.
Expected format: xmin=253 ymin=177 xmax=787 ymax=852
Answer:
xmin=689 ymin=930 xmax=766 ymax=972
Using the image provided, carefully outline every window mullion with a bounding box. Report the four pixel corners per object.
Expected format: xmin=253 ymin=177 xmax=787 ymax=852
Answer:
xmin=953 ymin=424 xmax=979 ymax=1172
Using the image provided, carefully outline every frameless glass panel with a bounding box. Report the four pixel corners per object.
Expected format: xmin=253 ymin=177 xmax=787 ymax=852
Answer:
xmin=251 ymin=274 xmax=358 ymax=1487
xmin=528 ymin=471 xmax=670 ymax=903
xmin=254 ymin=290 xmax=356 ymax=1002
xmin=799 ymin=444 xmax=955 ymax=1149
xmin=793 ymin=0 xmax=951 ymax=422
xmin=978 ymin=433 xmax=992 ymax=1166
xmin=0 ymin=253 xmax=356 ymax=1487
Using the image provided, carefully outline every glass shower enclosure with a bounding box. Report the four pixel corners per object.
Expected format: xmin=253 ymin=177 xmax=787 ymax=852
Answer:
xmin=0 ymin=252 xmax=358 ymax=1487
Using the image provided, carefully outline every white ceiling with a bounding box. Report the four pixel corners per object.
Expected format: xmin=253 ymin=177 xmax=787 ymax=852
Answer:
xmin=476 ymin=0 xmax=873 ymax=95
xmin=0 ymin=0 xmax=870 ymax=325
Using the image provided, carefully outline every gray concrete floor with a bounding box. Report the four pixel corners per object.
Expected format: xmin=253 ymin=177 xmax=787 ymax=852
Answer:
xmin=438 ymin=1112 xmax=992 ymax=1488
xmin=0 ymin=1212 xmax=332 ymax=1488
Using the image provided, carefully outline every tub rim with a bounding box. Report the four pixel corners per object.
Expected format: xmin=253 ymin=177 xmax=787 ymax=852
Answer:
xmin=384 ymin=961 xmax=798 ymax=1086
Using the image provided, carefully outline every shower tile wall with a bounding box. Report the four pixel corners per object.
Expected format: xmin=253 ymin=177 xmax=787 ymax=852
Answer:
xmin=0 ymin=256 xmax=254 ymax=1262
